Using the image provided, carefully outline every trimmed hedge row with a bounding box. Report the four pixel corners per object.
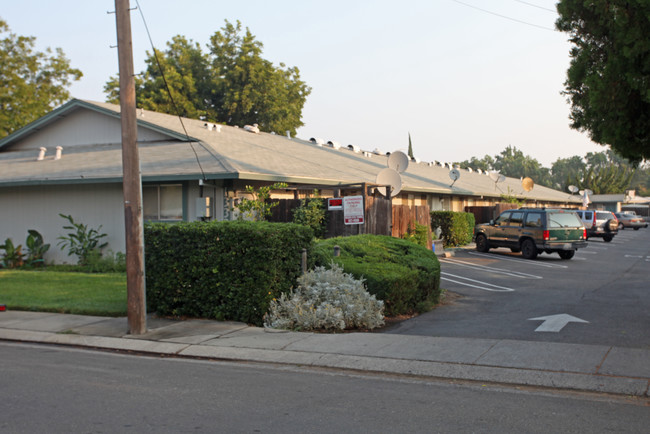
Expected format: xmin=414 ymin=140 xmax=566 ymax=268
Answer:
xmin=144 ymin=221 xmax=314 ymax=326
xmin=431 ymin=211 xmax=475 ymax=247
xmin=313 ymin=235 xmax=441 ymax=316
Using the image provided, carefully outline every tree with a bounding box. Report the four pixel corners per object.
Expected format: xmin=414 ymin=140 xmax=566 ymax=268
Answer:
xmin=566 ymin=151 xmax=636 ymax=194
xmin=407 ymin=133 xmax=414 ymax=159
xmin=492 ymin=146 xmax=553 ymax=188
xmin=105 ymin=20 xmax=311 ymax=136
xmin=556 ymin=1 xmax=650 ymax=164
xmin=0 ymin=19 xmax=82 ymax=138
xmin=550 ymin=155 xmax=586 ymax=192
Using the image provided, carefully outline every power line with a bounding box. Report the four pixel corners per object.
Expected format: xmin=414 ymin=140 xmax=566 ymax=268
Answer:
xmin=133 ymin=0 xmax=207 ymax=181
xmin=514 ymin=0 xmax=557 ymax=14
xmin=449 ymin=0 xmax=556 ymax=32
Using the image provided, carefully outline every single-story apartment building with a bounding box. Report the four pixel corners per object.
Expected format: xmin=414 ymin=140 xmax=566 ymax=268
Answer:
xmin=0 ymin=99 xmax=583 ymax=263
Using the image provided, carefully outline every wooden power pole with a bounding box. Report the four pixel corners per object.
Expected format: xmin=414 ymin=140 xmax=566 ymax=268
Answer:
xmin=115 ymin=0 xmax=146 ymax=334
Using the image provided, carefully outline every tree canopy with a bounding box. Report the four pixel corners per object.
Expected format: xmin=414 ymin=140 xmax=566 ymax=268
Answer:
xmin=104 ymin=20 xmax=311 ymax=137
xmin=0 ymin=18 xmax=82 ymax=138
xmin=555 ymin=1 xmax=650 ymax=164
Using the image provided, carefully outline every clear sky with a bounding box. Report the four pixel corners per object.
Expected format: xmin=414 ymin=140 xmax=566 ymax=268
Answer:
xmin=2 ymin=0 xmax=606 ymax=167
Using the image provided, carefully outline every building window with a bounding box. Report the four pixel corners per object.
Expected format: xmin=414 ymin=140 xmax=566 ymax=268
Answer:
xmin=143 ymin=184 xmax=183 ymax=221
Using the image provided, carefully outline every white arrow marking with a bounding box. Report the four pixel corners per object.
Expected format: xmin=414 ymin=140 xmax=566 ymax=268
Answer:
xmin=528 ymin=314 xmax=589 ymax=332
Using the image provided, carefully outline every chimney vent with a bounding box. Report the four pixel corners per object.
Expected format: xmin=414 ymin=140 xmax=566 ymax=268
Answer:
xmin=37 ymin=147 xmax=46 ymax=161
xmin=55 ymin=146 xmax=63 ymax=160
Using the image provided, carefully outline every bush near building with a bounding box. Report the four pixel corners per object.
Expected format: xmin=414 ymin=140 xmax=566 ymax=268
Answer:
xmin=313 ymin=235 xmax=441 ymax=316
xmin=431 ymin=211 xmax=475 ymax=247
xmin=144 ymin=220 xmax=314 ymax=326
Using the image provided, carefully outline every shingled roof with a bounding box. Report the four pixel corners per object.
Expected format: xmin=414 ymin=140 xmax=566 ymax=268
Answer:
xmin=0 ymin=99 xmax=580 ymax=204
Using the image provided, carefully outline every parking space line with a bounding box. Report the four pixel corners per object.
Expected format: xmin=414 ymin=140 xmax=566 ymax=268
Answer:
xmin=467 ymin=251 xmax=568 ymax=268
xmin=441 ymin=258 xmax=542 ymax=279
xmin=441 ymin=272 xmax=516 ymax=292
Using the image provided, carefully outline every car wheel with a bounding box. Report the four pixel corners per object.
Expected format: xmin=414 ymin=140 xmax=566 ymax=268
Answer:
xmin=521 ymin=239 xmax=538 ymax=259
xmin=558 ymin=250 xmax=575 ymax=260
xmin=603 ymin=234 xmax=613 ymax=242
xmin=476 ymin=234 xmax=490 ymax=252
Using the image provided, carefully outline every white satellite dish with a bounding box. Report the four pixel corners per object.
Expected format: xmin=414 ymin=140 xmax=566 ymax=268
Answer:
xmin=387 ymin=151 xmax=409 ymax=173
xmin=568 ymin=185 xmax=579 ymax=194
xmin=376 ymin=168 xmax=403 ymax=197
xmin=449 ymin=168 xmax=461 ymax=187
xmin=584 ymin=189 xmax=593 ymax=196
xmin=489 ymin=171 xmax=501 ymax=182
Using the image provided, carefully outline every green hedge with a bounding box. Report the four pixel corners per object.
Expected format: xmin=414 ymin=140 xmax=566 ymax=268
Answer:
xmin=313 ymin=235 xmax=441 ymax=316
xmin=431 ymin=211 xmax=475 ymax=247
xmin=144 ymin=220 xmax=314 ymax=326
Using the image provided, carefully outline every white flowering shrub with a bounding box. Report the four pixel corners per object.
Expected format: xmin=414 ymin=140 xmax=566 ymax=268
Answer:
xmin=264 ymin=264 xmax=385 ymax=331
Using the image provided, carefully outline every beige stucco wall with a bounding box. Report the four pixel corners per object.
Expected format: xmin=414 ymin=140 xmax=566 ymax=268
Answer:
xmin=0 ymin=183 xmax=125 ymax=264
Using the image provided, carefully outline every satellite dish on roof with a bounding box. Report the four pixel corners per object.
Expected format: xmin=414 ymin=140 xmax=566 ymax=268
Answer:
xmin=387 ymin=151 xmax=409 ymax=173
xmin=584 ymin=189 xmax=593 ymax=196
xmin=489 ymin=171 xmax=501 ymax=182
xmin=568 ymin=185 xmax=579 ymax=194
xmin=522 ymin=177 xmax=534 ymax=192
xmin=449 ymin=169 xmax=461 ymax=188
xmin=376 ymin=168 xmax=403 ymax=197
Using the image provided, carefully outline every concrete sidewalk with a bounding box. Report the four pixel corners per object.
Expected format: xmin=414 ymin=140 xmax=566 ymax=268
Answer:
xmin=0 ymin=310 xmax=648 ymax=398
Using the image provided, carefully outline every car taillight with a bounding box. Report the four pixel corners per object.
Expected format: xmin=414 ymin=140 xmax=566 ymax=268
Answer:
xmin=543 ymin=230 xmax=550 ymax=241
xmin=583 ymin=228 xmax=587 ymax=239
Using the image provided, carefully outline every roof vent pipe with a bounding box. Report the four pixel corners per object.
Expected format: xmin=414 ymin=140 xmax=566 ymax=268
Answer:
xmin=37 ymin=147 xmax=46 ymax=161
xmin=286 ymin=130 xmax=291 ymax=139
xmin=55 ymin=146 xmax=63 ymax=160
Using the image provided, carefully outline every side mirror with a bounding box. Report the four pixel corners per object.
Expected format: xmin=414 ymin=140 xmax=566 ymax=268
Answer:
xmin=489 ymin=219 xmax=495 ymax=225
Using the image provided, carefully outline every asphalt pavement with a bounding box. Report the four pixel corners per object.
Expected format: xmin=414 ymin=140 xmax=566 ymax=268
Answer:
xmin=1 ymin=309 xmax=648 ymax=398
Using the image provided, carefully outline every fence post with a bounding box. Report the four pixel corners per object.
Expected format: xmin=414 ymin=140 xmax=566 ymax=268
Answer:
xmin=333 ymin=245 xmax=340 ymax=257
xmin=301 ymin=248 xmax=307 ymax=274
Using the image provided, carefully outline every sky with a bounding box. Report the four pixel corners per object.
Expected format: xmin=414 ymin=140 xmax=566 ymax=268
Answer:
xmin=3 ymin=0 xmax=607 ymax=167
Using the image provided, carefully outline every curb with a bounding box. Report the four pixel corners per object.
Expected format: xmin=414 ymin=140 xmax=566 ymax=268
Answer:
xmin=2 ymin=328 xmax=648 ymax=398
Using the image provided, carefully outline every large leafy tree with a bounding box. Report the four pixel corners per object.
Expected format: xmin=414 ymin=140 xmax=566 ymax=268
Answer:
xmin=105 ymin=20 xmax=311 ymax=136
xmin=0 ymin=19 xmax=82 ymax=138
xmin=550 ymin=155 xmax=586 ymax=192
xmin=556 ymin=1 xmax=650 ymax=164
xmin=566 ymin=150 xmax=636 ymax=194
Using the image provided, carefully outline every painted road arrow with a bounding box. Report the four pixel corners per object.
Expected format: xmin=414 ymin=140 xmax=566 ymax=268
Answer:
xmin=528 ymin=314 xmax=589 ymax=332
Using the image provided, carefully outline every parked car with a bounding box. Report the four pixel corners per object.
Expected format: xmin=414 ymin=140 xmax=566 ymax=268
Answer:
xmin=573 ymin=210 xmax=618 ymax=242
xmin=474 ymin=208 xmax=587 ymax=260
xmin=614 ymin=212 xmax=648 ymax=230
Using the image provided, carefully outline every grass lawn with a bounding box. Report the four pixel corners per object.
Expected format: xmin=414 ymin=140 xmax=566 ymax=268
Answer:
xmin=0 ymin=270 xmax=127 ymax=316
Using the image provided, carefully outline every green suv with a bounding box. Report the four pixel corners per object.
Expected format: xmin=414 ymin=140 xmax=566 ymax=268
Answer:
xmin=474 ymin=208 xmax=588 ymax=260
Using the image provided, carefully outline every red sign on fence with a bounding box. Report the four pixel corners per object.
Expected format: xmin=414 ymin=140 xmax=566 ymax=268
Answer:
xmin=328 ymin=198 xmax=343 ymax=210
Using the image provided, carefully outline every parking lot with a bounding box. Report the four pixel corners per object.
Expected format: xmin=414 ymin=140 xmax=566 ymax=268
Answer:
xmin=383 ymin=227 xmax=650 ymax=349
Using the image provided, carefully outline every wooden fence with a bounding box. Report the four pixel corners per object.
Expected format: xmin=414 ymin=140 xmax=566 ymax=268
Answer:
xmin=270 ymin=197 xmax=431 ymax=248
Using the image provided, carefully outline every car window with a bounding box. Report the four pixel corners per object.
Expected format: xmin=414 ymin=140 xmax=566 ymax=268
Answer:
xmin=584 ymin=211 xmax=593 ymax=220
xmin=596 ymin=211 xmax=613 ymax=220
xmin=509 ymin=212 xmax=524 ymax=227
xmin=548 ymin=212 xmax=582 ymax=228
xmin=495 ymin=212 xmax=511 ymax=226
xmin=525 ymin=212 xmax=543 ymax=228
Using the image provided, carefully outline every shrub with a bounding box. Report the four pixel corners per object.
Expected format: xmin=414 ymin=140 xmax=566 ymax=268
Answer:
xmin=145 ymin=220 xmax=314 ymax=326
xmin=292 ymin=192 xmax=327 ymax=238
xmin=430 ymin=211 xmax=475 ymax=247
xmin=234 ymin=182 xmax=288 ymax=221
xmin=25 ymin=230 xmax=50 ymax=267
xmin=0 ymin=238 xmax=25 ymax=269
xmin=402 ymin=222 xmax=429 ymax=247
xmin=265 ymin=263 xmax=384 ymax=331
xmin=313 ymin=235 xmax=441 ymax=316
xmin=57 ymin=214 xmax=108 ymax=265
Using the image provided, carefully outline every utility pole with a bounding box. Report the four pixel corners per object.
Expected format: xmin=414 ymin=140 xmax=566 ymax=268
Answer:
xmin=115 ymin=0 xmax=146 ymax=334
